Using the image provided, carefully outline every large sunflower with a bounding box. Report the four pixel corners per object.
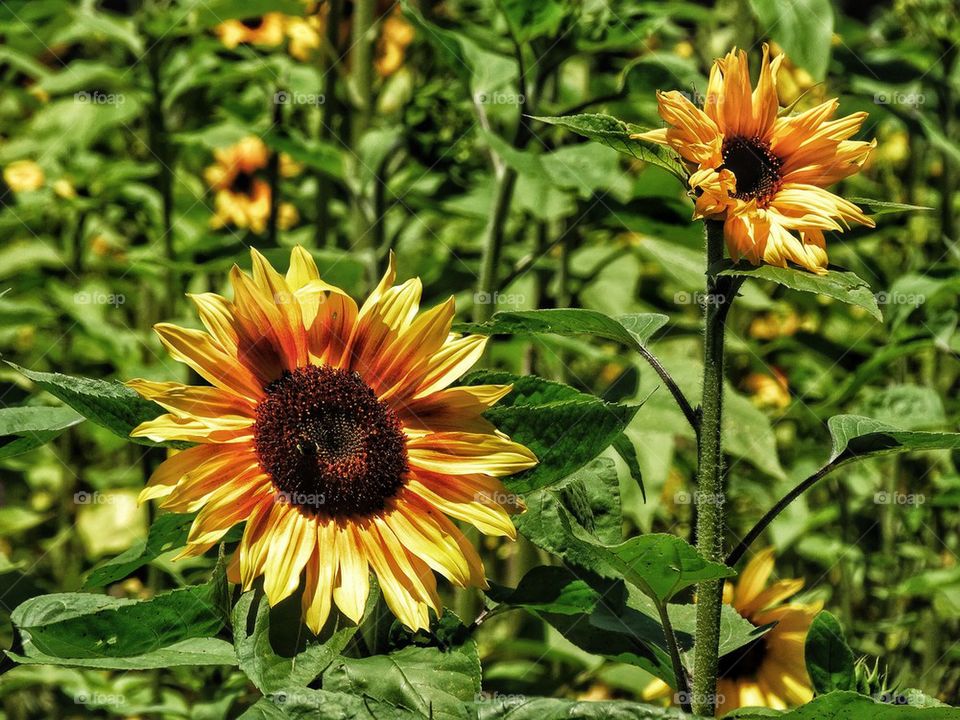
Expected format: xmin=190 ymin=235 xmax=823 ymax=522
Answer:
xmin=636 ymin=46 xmax=875 ymax=274
xmin=644 ymin=548 xmax=820 ymax=715
xmin=129 ymin=248 xmax=537 ymax=632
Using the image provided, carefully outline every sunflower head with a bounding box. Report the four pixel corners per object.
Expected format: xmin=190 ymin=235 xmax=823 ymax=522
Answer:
xmin=129 ymin=248 xmax=536 ymax=633
xmin=636 ymin=45 xmax=876 ymax=275
xmin=643 ymin=547 xmax=820 ymax=714
xmin=204 ymin=138 xmax=297 ymax=234
xmin=4 ymin=160 xmax=45 ymax=193
xmin=215 ymin=13 xmax=286 ymax=49
xmin=716 ymin=548 xmax=822 ymax=714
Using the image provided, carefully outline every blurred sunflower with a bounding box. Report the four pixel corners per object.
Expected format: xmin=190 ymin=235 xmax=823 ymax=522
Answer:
xmin=3 ymin=160 xmax=45 ymax=193
xmin=204 ymin=137 xmax=299 ymax=235
xmin=215 ymin=14 xmax=287 ymax=50
xmin=129 ymin=248 xmax=537 ymax=632
xmin=635 ymin=45 xmax=875 ymax=274
xmin=644 ymin=548 xmax=820 ymax=714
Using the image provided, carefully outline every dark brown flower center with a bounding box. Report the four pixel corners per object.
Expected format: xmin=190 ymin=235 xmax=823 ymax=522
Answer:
xmin=230 ymin=171 xmax=255 ymax=195
xmin=717 ymin=632 xmax=767 ymax=681
xmin=721 ymin=136 xmax=783 ymax=204
xmin=253 ymin=365 xmax=408 ymax=518
xmin=240 ymin=17 xmax=265 ymax=30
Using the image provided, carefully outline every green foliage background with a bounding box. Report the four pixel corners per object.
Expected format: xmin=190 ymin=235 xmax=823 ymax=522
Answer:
xmin=0 ymin=0 xmax=959 ymax=718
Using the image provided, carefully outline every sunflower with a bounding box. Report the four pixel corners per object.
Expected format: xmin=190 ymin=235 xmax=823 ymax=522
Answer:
xmin=635 ymin=46 xmax=875 ymax=275
xmin=129 ymin=248 xmax=537 ymax=632
xmin=204 ymin=137 xmax=299 ymax=235
xmin=215 ymin=13 xmax=287 ymax=50
xmin=4 ymin=160 xmax=45 ymax=193
xmin=644 ymin=548 xmax=820 ymax=715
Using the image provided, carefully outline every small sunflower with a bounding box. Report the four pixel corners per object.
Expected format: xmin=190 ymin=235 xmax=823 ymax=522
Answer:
xmin=129 ymin=248 xmax=537 ymax=632
xmin=204 ymin=137 xmax=298 ymax=235
xmin=215 ymin=14 xmax=287 ymax=50
xmin=644 ymin=548 xmax=820 ymax=715
xmin=636 ymin=46 xmax=875 ymax=275
xmin=4 ymin=160 xmax=45 ymax=193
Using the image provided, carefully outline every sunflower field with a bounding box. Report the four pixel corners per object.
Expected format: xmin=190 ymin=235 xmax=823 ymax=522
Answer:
xmin=1 ymin=0 xmax=960 ymax=718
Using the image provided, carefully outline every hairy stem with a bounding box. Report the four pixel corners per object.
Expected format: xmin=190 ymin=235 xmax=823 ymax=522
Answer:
xmin=691 ymin=219 xmax=732 ymax=716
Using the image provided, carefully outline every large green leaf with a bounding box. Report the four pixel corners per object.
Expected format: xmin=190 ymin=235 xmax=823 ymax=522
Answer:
xmin=717 ymin=263 xmax=882 ymax=321
xmin=827 ymin=415 xmax=960 ymax=464
xmin=11 ymin=563 xmax=228 ymax=663
xmin=0 ymin=405 xmax=84 ymax=459
xmin=457 ymin=308 xmax=668 ymax=350
xmin=5 ymin=362 xmax=173 ymax=447
xmin=533 ymin=114 xmax=688 ymax=181
xmin=322 ymin=639 xmax=481 ymax=720
xmin=805 ymin=612 xmax=855 ymax=694
xmin=465 ymin=372 xmax=640 ymax=494
xmin=6 ymin=637 xmax=236 ymax=670
xmin=233 ymin=591 xmax=362 ymax=694
xmin=748 ymin=0 xmax=834 ymax=80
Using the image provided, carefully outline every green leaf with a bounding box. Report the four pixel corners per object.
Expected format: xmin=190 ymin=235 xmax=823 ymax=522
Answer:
xmin=233 ymin=591 xmax=361 ymax=695
xmin=732 ymin=690 xmax=960 ymax=718
xmin=498 ymin=0 xmax=567 ymax=42
xmin=827 ymin=415 xmax=960 ymax=464
xmin=5 ymin=362 xmax=174 ymax=447
xmin=533 ymin=114 xmax=688 ymax=181
xmin=600 ymin=533 xmax=735 ymax=604
xmin=465 ymin=372 xmax=640 ymax=494
xmin=239 ymin=689 xmax=416 ymax=719
xmin=456 ymin=308 xmax=668 ymax=351
xmin=84 ymin=513 xmax=196 ymax=589
xmin=6 ymin=637 xmax=236 ymax=670
xmin=322 ymin=638 xmax=481 ymax=720
xmin=515 ymin=458 xmax=624 ymax=564
xmin=11 ymin=563 xmax=229 ymax=663
xmin=717 ymin=263 xmax=882 ymax=322
xmin=0 ymin=405 xmax=84 ymax=459
xmin=748 ymin=0 xmax=834 ymax=80
xmin=847 ymin=197 xmax=933 ymax=216
xmin=474 ymin=695 xmax=701 ymax=719
xmin=805 ymin=611 xmax=856 ymax=694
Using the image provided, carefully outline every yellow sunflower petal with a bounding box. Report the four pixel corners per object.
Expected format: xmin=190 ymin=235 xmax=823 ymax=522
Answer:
xmin=733 ymin=547 xmax=776 ymax=613
xmin=332 ymin=523 xmax=370 ymax=623
xmin=262 ymin=504 xmax=317 ymax=605
xmin=407 ymin=432 xmax=538 ymax=477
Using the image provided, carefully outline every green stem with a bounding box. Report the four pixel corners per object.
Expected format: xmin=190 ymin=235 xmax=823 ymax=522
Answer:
xmin=349 ymin=0 xmax=376 ymax=266
xmin=656 ymin=600 xmax=692 ymax=714
xmin=316 ymin=0 xmax=342 ymax=248
xmin=474 ymin=166 xmax=518 ymax=322
xmin=691 ymin=219 xmax=733 ymax=716
xmin=266 ymin=93 xmax=283 ymax=248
